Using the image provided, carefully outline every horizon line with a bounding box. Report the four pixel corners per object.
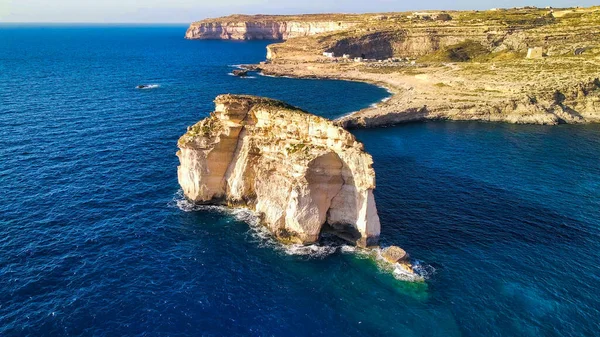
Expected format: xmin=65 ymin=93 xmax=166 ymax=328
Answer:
xmin=0 ymin=22 xmax=192 ymax=25
xmin=1 ymin=4 xmax=596 ymax=25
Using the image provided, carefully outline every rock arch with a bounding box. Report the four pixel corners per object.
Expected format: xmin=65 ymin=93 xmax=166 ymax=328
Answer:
xmin=284 ymin=152 xmax=344 ymax=243
xmin=177 ymin=95 xmax=381 ymax=247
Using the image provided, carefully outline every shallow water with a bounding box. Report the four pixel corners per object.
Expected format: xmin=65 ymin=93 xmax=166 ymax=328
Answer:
xmin=1 ymin=25 xmax=600 ymax=336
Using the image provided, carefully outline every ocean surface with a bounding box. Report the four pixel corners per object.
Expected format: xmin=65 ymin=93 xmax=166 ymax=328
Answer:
xmin=1 ymin=25 xmax=599 ymax=337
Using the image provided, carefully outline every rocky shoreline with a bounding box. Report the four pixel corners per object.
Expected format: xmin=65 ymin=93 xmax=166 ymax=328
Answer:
xmin=255 ymin=61 xmax=600 ymax=128
xmin=191 ymin=6 xmax=600 ymax=128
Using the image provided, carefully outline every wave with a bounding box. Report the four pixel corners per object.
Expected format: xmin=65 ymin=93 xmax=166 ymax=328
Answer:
xmin=170 ymin=192 xmax=335 ymax=259
xmin=136 ymin=84 xmax=160 ymax=90
xmin=227 ymin=73 xmax=256 ymax=79
xmin=369 ymin=87 xmax=393 ymax=108
xmin=169 ymin=191 xmax=433 ymax=280
xmin=340 ymin=245 xmax=435 ymax=282
xmin=258 ymin=72 xmax=294 ymax=79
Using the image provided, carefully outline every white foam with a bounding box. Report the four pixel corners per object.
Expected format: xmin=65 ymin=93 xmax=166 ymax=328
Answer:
xmin=368 ymin=86 xmax=393 ymax=108
xmin=242 ymin=210 xmax=338 ymax=259
xmin=227 ymin=73 xmax=256 ymax=79
xmin=367 ymin=246 xmax=435 ymax=282
xmin=136 ymin=84 xmax=160 ymax=90
xmin=169 ymin=191 xmax=334 ymax=258
xmin=258 ymin=73 xmax=295 ymax=79
xmin=169 ymin=191 xmax=433 ymax=280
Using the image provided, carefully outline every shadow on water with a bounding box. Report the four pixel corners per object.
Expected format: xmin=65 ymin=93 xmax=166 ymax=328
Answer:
xmin=167 ymin=206 xmax=459 ymax=336
xmin=352 ymin=122 xmax=600 ymax=337
xmin=374 ymin=154 xmax=596 ymax=250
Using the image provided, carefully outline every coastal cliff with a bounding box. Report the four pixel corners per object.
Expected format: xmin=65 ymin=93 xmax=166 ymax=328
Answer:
xmin=177 ymin=95 xmax=380 ymax=247
xmin=187 ymin=7 xmax=600 ymax=128
xmin=185 ymin=14 xmax=358 ymax=40
xmin=335 ymin=77 xmax=600 ymax=127
xmin=252 ymin=7 xmax=600 ymax=126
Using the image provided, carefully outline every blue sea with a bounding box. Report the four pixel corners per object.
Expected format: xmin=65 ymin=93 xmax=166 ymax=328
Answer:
xmin=1 ymin=25 xmax=599 ymax=337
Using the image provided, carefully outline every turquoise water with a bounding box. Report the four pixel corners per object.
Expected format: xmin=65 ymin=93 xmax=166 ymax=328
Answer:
xmin=1 ymin=25 xmax=600 ymax=336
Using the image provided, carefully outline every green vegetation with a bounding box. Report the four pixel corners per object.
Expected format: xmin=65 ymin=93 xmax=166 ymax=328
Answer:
xmin=456 ymin=8 xmax=555 ymax=26
xmin=286 ymin=143 xmax=304 ymax=154
xmin=477 ymin=50 xmax=524 ymax=62
xmin=285 ymin=143 xmax=310 ymax=157
xmin=419 ymin=40 xmax=489 ymax=62
xmin=179 ymin=116 xmax=224 ymax=146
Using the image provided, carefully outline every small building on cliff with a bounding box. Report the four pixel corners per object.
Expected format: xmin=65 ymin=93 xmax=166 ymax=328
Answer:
xmin=526 ymin=47 xmax=544 ymax=59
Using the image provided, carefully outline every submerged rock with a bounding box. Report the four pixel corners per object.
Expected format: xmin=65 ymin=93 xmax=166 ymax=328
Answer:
xmin=232 ymin=69 xmax=249 ymax=77
xmin=239 ymin=64 xmax=263 ymax=72
xmin=177 ymin=94 xmax=380 ymax=247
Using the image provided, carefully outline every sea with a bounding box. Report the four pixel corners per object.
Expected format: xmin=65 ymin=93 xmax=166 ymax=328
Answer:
xmin=1 ymin=25 xmax=599 ymax=337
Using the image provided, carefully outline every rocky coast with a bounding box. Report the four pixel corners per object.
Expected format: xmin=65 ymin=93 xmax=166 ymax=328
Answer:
xmin=188 ymin=6 xmax=600 ymax=127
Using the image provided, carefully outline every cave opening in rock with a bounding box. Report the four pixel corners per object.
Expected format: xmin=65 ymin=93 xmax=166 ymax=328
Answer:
xmin=304 ymin=152 xmax=364 ymax=245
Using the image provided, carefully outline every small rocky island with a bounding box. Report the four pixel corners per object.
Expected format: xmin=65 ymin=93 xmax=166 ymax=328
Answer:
xmin=177 ymin=95 xmax=381 ymax=247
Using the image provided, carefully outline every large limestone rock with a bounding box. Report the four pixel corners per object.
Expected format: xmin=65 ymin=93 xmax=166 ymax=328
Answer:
xmin=177 ymin=95 xmax=380 ymax=247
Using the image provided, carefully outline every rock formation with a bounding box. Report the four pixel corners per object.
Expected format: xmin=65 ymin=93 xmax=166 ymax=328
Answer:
xmin=335 ymin=77 xmax=600 ymax=128
xmin=232 ymin=69 xmax=248 ymax=77
xmin=185 ymin=15 xmax=359 ymax=40
xmin=382 ymin=246 xmax=409 ymax=264
xmin=177 ymin=95 xmax=380 ymax=247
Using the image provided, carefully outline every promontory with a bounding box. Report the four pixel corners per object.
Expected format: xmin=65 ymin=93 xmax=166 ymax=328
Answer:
xmin=187 ymin=6 xmax=600 ymax=126
xmin=177 ymin=95 xmax=380 ymax=247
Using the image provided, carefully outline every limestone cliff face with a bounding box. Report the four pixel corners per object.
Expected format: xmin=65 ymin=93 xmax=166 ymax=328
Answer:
xmin=336 ymin=78 xmax=600 ymax=128
xmin=256 ymin=8 xmax=600 ymax=61
xmin=185 ymin=18 xmax=357 ymax=40
xmin=177 ymin=95 xmax=380 ymax=247
xmin=324 ymin=28 xmax=501 ymax=60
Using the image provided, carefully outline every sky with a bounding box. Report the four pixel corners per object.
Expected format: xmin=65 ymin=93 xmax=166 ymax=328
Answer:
xmin=0 ymin=0 xmax=597 ymax=23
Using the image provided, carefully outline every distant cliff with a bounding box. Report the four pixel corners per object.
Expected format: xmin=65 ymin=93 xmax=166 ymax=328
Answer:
xmin=185 ymin=14 xmax=359 ymax=40
xmin=177 ymin=95 xmax=380 ymax=247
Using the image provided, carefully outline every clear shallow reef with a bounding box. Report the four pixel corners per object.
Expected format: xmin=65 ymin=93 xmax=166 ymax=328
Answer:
xmin=1 ymin=25 xmax=599 ymax=336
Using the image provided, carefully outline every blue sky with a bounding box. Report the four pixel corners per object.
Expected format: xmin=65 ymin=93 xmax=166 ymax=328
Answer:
xmin=1 ymin=0 xmax=597 ymax=23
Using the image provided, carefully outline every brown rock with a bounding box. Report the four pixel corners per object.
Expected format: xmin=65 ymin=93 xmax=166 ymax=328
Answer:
xmin=382 ymin=246 xmax=409 ymax=264
xmin=232 ymin=69 xmax=248 ymax=77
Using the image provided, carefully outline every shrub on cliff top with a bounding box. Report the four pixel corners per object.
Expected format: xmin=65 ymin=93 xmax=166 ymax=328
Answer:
xmin=419 ymin=40 xmax=489 ymax=62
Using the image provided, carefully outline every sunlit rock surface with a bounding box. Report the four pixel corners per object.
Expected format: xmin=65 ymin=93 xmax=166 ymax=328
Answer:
xmin=177 ymin=95 xmax=380 ymax=246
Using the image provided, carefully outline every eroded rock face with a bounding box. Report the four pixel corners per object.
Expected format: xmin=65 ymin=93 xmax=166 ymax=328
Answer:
xmin=177 ymin=95 xmax=380 ymax=246
xmin=186 ymin=20 xmax=357 ymax=40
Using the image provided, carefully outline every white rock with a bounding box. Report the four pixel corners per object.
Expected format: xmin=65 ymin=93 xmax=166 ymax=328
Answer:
xmin=177 ymin=95 xmax=381 ymax=246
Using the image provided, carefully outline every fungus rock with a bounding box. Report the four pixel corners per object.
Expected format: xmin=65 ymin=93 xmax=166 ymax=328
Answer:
xmin=177 ymin=95 xmax=381 ymax=246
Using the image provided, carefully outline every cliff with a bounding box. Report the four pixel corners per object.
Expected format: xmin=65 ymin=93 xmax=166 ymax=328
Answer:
xmin=186 ymin=7 xmax=600 ymax=128
xmin=177 ymin=95 xmax=380 ymax=247
xmin=335 ymin=77 xmax=600 ymax=127
xmin=185 ymin=14 xmax=359 ymax=40
xmin=249 ymin=6 xmax=600 ymax=126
